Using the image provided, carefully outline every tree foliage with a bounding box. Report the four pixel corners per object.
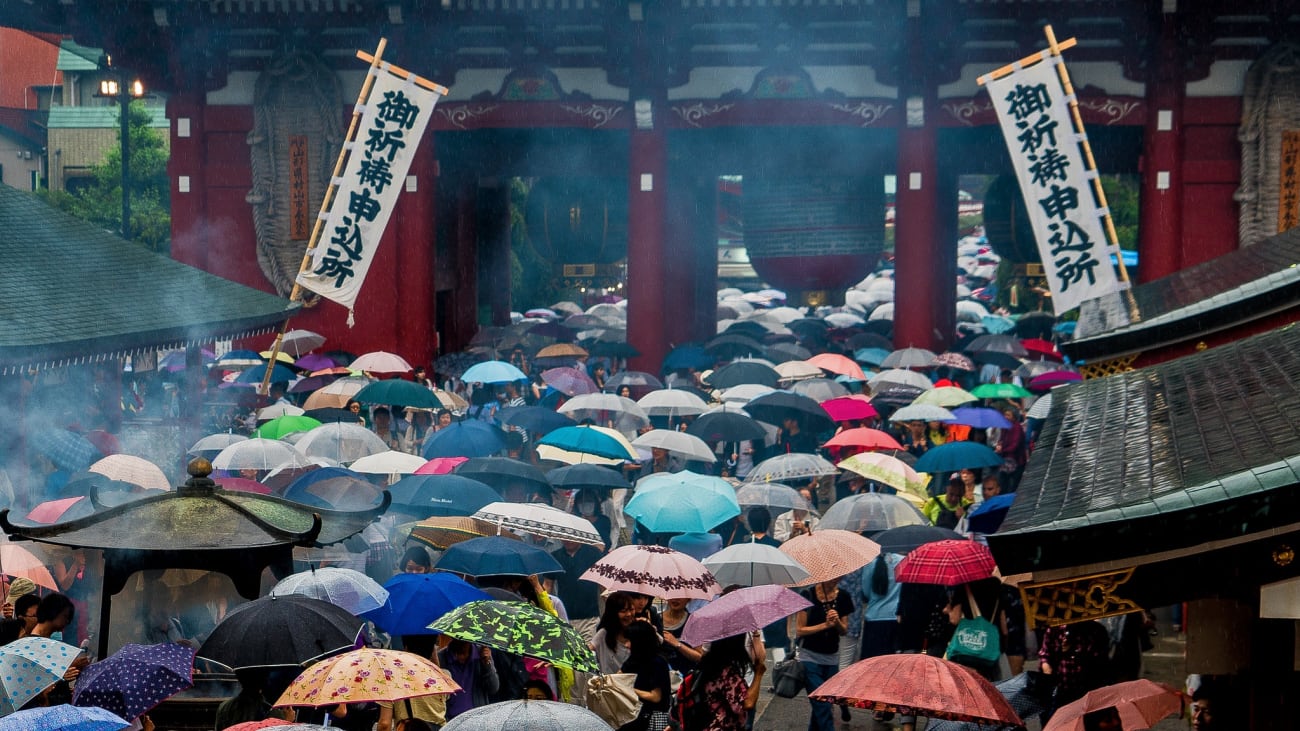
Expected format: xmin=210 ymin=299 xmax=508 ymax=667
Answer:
xmin=39 ymin=100 xmax=171 ymax=252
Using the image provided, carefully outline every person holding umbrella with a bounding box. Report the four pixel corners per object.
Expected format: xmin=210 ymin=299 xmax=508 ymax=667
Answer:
xmin=795 ymin=576 xmax=854 ymax=731
xmin=673 ymin=632 xmax=765 ymax=731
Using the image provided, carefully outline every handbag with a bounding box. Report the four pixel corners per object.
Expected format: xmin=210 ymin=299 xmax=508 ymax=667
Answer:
xmin=771 ymin=647 xmax=806 ymax=698
xmin=945 ymin=588 xmax=1001 ymax=671
xmin=587 ymin=673 xmax=642 ymax=728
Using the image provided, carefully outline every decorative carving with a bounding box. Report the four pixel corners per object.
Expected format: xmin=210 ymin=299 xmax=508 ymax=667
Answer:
xmin=437 ymin=104 xmax=501 ymax=130
xmin=1075 ymin=97 xmax=1143 ymax=126
xmin=497 ymin=66 xmax=566 ymax=101
xmin=1080 ymin=354 xmax=1138 ymax=380
xmin=1021 ymin=568 xmax=1144 ymax=629
xmin=944 ymin=96 xmax=1141 ymax=127
xmin=827 ymin=101 xmax=894 ymax=127
xmin=942 ymin=99 xmax=994 ymax=127
xmin=672 ymin=102 xmax=736 ymax=128
xmin=748 ymin=65 xmax=818 ymax=99
xmin=559 ymin=104 xmax=623 ymax=128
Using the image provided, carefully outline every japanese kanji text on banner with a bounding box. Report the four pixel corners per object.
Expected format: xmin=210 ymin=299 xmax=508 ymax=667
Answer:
xmin=296 ymin=67 xmax=443 ymax=316
xmin=986 ymin=59 xmax=1122 ymax=315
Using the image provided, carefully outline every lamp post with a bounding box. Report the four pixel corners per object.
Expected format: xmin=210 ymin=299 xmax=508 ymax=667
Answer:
xmin=96 ymin=66 xmax=145 ymax=241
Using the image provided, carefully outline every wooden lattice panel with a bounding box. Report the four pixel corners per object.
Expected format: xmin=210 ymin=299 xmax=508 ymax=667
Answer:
xmin=1079 ymin=354 xmax=1137 ymax=380
xmin=1020 ymin=568 xmax=1144 ymax=628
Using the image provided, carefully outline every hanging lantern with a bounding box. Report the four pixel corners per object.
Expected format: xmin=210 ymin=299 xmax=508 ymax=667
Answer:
xmin=524 ymin=177 xmax=628 ymax=290
xmin=982 ymin=174 xmax=1039 ymax=264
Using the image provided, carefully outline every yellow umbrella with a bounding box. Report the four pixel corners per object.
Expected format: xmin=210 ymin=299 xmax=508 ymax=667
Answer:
xmin=274 ymin=648 xmax=459 ymax=707
xmin=259 ymin=350 xmax=298 ymax=365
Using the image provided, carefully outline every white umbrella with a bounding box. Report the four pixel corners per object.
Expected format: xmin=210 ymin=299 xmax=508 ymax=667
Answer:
xmin=912 ymin=386 xmax=978 ymax=407
xmin=703 ymin=542 xmax=811 ymax=587
xmin=257 ymin=403 xmax=305 ymax=420
xmin=559 ymin=394 xmax=649 ymax=433
xmin=869 ymin=368 xmax=933 ymax=391
xmin=88 ymin=454 xmax=170 ymax=491
xmin=881 ymin=347 xmax=939 ymax=370
xmin=631 ymin=430 xmax=716 ymax=463
xmin=212 ymin=438 xmax=312 ymax=471
xmin=869 ymin=303 xmax=895 ymax=321
xmin=1027 ymin=393 xmax=1054 ymax=420
xmin=774 ymin=361 xmax=822 ymax=383
xmin=638 ymin=389 xmax=709 ymax=418
xmin=295 ymin=423 xmax=390 ymax=464
xmin=279 ymin=329 xmax=327 ymax=357
xmin=188 ymin=433 xmax=248 ymax=458
xmin=350 ymin=450 xmax=426 ymax=476
xmin=350 ymin=351 xmax=413 ymax=373
xmin=889 ymin=404 xmax=957 ymax=423
xmin=474 ymin=502 xmax=604 ymax=548
xmin=270 ymin=567 xmax=389 ymax=615
xmin=722 ymin=384 xmax=776 ymax=404
xmin=823 ymin=312 xmax=866 ymax=328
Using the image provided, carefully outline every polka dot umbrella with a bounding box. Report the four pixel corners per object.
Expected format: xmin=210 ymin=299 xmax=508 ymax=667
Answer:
xmin=72 ymin=642 xmax=196 ymax=722
xmin=0 ymin=636 xmax=82 ymax=715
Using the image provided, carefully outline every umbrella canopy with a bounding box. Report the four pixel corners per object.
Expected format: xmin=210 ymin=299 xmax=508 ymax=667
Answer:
xmin=681 ymin=585 xmax=811 ymax=646
xmin=948 ymin=406 xmax=1014 ymax=429
xmin=637 ymin=389 xmax=709 ymax=418
xmin=26 ymin=496 xmax=93 ymax=524
xmin=872 ymin=524 xmax=963 ymax=555
xmin=966 ymin=334 xmax=1029 ymax=358
xmin=734 ymin=481 xmax=818 ymax=515
xmin=580 ymin=545 xmax=721 ymax=600
xmin=441 ymin=700 xmax=612 ymax=731
xmin=0 ymin=542 xmax=58 ymax=590
xmin=212 ymin=439 xmax=311 ymax=471
xmin=707 ymin=360 xmax=780 ymax=389
xmin=415 ymin=456 xmax=470 ymax=475
xmin=966 ymin=493 xmax=1017 ymax=535
xmin=913 ymin=442 xmax=1003 ymax=474
xmin=661 ymin=344 xmax=713 ymax=372
xmin=559 ymin=393 xmax=650 ymax=433
xmin=540 ymin=367 xmax=599 ymax=397
xmin=744 ymin=391 xmax=834 ymax=432
xmin=1042 ymin=679 xmax=1183 ymax=731
xmin=685 ymin=409 xmax=767 ymax=443
xmin=823 ymin=428 xmax=904 ymax=452
xmin=354 ymin=379 xmax=442 ymax=409
xmin=624 ymin=476 xmax=740 ymax=533
xmin=881 ymin=347 xmax=938 ymax=370
xmin=836 ymin=452 xmax=931 ymax=497
xmin=913 ymin=387 xmax=979 ymax=408
xmin=87 ymin=455 xmax=170 ymax=491
xmin=1028 ymin=370 xmax=1083 ymax=391
xmin=779 ymin=529 xmax=881 ymax=586
xmin=0 ymin=637 xmax=81 ymax=714
xmin=819 ymin=397 xmax=878 ymax=423
xmin=258 ymin=402 xmax=307 ymax=419
xmin=809 ymin=653 xmax=1023 ymax=727
xmin=435 ymin=536 xmax=564 ymax=577
xmin=350 ymin=351 xmax=413 ymax=374
xmin=278 ymin=329 xmax=327 ymax=357
xmin=932 ymin=352 xmax=976 ymax=372
xmin=474 ymin=502 xmax=604 ymax=548
xmin=361 ymin=572 xmax=492 ymax=636
xmin=462 ymin=360 xmax=528 ymax=384
xmin=787 ymin=377 xmax=850 ymax=403
xmin=197 ymin=595 xmax=364 ymax=670
xmin=604 ymin=370 xmax=664 ymax=394
xmin=888 ymin=404 xmax=957 ymax=423
xmin=254 ymin=415 xmax=323 ymax=440
xmin=545 ymin=463 xmax=629 ymax=492
xmin=970 ymin=383 xmax=1033 ymax=400
xmin=496 ymin=405 xmax=574 ymax=436
xmin=281 ymin=473 xmax=381 ymax=510
xmin=32 ymin=428 xmax=102 ymax=472
xmin=747 ymin=453 xmax=838 ymax=483
xmin=235 ymin=364 xmax=297 ymax=385
xmin=701 ymin=542 xmax=811 ymax=587
xmin=0 ymin=705 xmax=129 ymax=731
xmin=187 ymin=433 xmax=248 ymax=458
xmin=630 ymin=429 xmax=716 ymax=463
xmin=818 ymin=493 xmax=927 ymax=533
xmin=216 ymin=349 xmax=265 ymax=367
xmin=538 ymin=426 xmax=638 ymax=462
xmin=805 ymin=353 xmax=867 ymax=380
xmin=1026 ymin=393 xmax=1054 ymax=420
xmin=295 ymin=423 xmax=389 ymax=464
xmin=455 ymin=457 xmax=550 ymax=494
xmin=350 ymin=450 xmax=427 ymax=476
xmin=274 ymin=648 xmax=459 ymax=707
xmin=430 ymin=600 xmax=598 ymax=672
xmin=422 ymin=421 xmax=508 ymax=459
xmin=407 ymin=516 xmax=520 ymax=551
xmin=869 ymin=369 xmax=933 ymax=392
xmin=72 ymin=643 xmax=195 ymax=721
xmin=271 ymin=567 xmax=390 ymax=615
xmin=895 ymin=539 xmax=998 ymax=586
xmin=773 ymin=360 xmax=823 ymax=383
xmin=389 ymin=474 xmax=503 ymax=517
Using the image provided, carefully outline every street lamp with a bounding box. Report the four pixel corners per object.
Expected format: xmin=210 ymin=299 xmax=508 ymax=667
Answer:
xmin=95 ymin=59 xmax=146 ymax=241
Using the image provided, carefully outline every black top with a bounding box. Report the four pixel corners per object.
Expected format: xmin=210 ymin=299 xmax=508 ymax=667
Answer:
xmin=800 ymin=587 xmax=854 ymax=656
xmin=550 ymin=544 xmax=604 ymax=620
xmin=621 ymin=654 xmax=672 ymax=712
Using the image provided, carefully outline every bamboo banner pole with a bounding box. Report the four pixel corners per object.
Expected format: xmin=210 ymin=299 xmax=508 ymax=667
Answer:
xmin=258 ymin=38 xmax=389 ymax=396
xmin=975 ymin=37 xmax=1077 ymax=87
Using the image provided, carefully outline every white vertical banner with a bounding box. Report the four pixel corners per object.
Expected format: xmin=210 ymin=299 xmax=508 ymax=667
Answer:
xmin=986 ymin=59 xmax=1121 ymax=315
xmin=296 ymin=67 xmax=444 ymax=318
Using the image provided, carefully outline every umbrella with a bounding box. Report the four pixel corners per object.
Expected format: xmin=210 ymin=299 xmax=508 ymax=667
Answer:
xmin=966 ymin=494 xmax=1017 ymax=535
xmin=216 ymin=349 xmax=265 ymax=367
xmin=462 ymin=360 xmax=528 ymax=384
xmin=624 ymin=477 xmax=740 ymax=533
xmin=719 ymin=383 xmax=776 ymax=405
xmin=71 ymin=643 xmax=195 ymax=721
xmin=435 ymin=536 xmax=563 ymax=577
xmin=881 ymin=347 xmax=938 ymax=370
xmin=819 ymin=397 xmax=878 ymax=423
xmin=949 ymin=406 xmax=1013 ymax=429
xmin=970 ymin=383 xmax=1033 ymax=400
xmin=295 ymin=353 xmax=338 ymax=372
xmin=637 ymin=389 xmax=709 ymax=418
xmin=853 ymin=347 xmax=891 ymax=367
xmin=818 ymin=493 xmax=927 ymax=533
xmin=787 ymin=377 xmax=850 ymax=403
xmin=541 ymin=367 xmax=599 ymax=397
xmin=747 ymin=453 xmax=838 ymax=483
xmin=254 ymin=415 xmax=323 ymax=440
xmin=1020 ymin=338 xmax=1062 ymax=361
xmin=744 ymin=391 xmax=834 ymax=432
xmin=235 ymin=364 xmax=297 ymax=385
xmin=433 ymin=352 xmax=485 ymax=379
xmin=685 ymin=410 xmax=767 ymax=443
xmin=966 ymin=334 xmax=1029 ymax=358
xmin=779 ymin=529 xmax=881 ymax=586
xmin=0 ymin=705 xmax=129 ymax=731
xmin=474 ymin=502 xmax=604 ymax=548
xmin=805 ymin=353 xmax=867 ymax=380
xmin=273 ymin=648 xmax=459 ymax=707
xmin=275 ymin=329 xmax=327 ymax=357
xmin=0 ymin=637 xmax=82 ymax=714
xmin=351 ymin=351 xmax=413 ymax=373
xmin=701 ymin=542 xmax=812 ymax=587
xmin=1027 ymin=393 xmax=1054 ymax=420
xmin=389 ymin=474 xmax=503 ymax=517
xmin=1043 ymin=679 xmax=1183 ymax=731
xmin=734 ymin=482 xmax=818 ymax=515
xmin=32 ymin=428 xmax=102 ymax=472
xmin=872 ymin=524 xmax=963 ymax=555
xmin=895 ymin=539 xmax=998 ymax=586
xmin=580 ymin=545 xmax=721 ymax=600
xmin=212 ymin=439 xmax=311 ymax=471
xmin=350 ymin=450 xmax=427 ymax=476
xmin=282 ymin=473 xmax=381 ymax=510
xmin=662 ymin=345 xmax=714 ymax=372
xmin=559 ymin=393 xmax=650 ymax=431
xmin=707 ymin=361 xmax=780 ymax=389
xmin=257 ymin=402 xmax=306 ymax=419
xmin=913 ymin=442 xmax=1003 ymax=474
xmin=429 ymin=600 xmax=598 ymax=672
xmin=497 ymin=406 xmax=574 ymax=435
xmin=765 ymin=341 xmax=812 ymax=363
xmin=545 ymin=463 xmax=629 ymax=491
xmin=932 ymin=352 xmax=976 ymax=372
xmin=837 ymin=452 xmax=931 ymax=497
xmin=441 ymin=700 xmax=612 ymax=731
xmin=455 ymin=457 xmax=550 ymax=494
xmin=353 ymin=379 xmax=441 ymax=409
xmin=187 ymin=433 xmax=248 ymax=458
xmin=25 ymin=496 xmax=94 ymax=524
xmin=0 ymin=543 xmax=58 ymax=590
xmin=913 ymin=386 xmax=979 ymax=408
xmin=538 ymin=426 xmax=638 ymax=461
xmin=271 ymin=567 xmax=389 ymax=615
xmin=295 ymin=423 xmax=389 ymax=464
xmin=889 ymin=404 xmax=956 ymax=423
xmin=1029 ymin=370 xmax=1083 ymax=391
xmin=422 ymin=421 xmax=508 ymax=459
xmin=415 ymin=456 xmax=469 ymax=475
xmin=604 ymin=370 xmax=664 ymax=394
xmin=87 ymin=455 xmax=170 ymax=491
xmin=630 ymin=429 xmax=716 ymax=463
xmin=681 ymin=585 xmax=811 ymax=646
xmin=197 ymin=595 xmax=364 ymax=670
xmin=361 ymin=572 xmax=492 ymax=636
xmin=823 ymin=428 xmax=904 ymax=452
xmin=407 ymin=516 xmax=521 ymax=552
xmin=809 ymin=653 xmax=1023 ymax=727
xmin=869 ymin=369 xmax=933 ymax=392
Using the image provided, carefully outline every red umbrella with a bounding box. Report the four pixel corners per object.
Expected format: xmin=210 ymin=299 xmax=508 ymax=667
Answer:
xmin=820 ymin=397 xmax=879 ymax=422
xmin=895 ymin=539 xmax=998 ymax=586
xmin=214 ymin=477 xmax=273 ymax=495
xmin=823 ymin=427 xmax=904 ymax=452
xmin=415 ymin=457 xmax=469 ymax=475
xmin=809 ymin=653 xmax=1023 ymax=727
xmin=1020 ymin=338 xmax=1063 ymax=361
xmin=1043 ymin=679 xmax=1183 ymax=731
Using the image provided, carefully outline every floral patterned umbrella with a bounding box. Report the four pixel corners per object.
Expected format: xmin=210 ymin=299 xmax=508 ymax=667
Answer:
xmin=429 ymin=600 xmax=598 ymax=672
xmin=273 ymin=648 xmax=459 ymax=707
xmin=580 ymin=545 xmax=722 ymax=600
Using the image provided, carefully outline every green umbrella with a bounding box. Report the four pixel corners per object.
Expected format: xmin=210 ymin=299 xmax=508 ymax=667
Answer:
xmin=429 ymin=600 xmax=598 ymax=672
xmin=353 ymin=379 xmax=442 ymax=409
xmin=969 ymin=383 xmax=1033 ymax=400
xmin=255 ymin=415 xmax=323 ymax=439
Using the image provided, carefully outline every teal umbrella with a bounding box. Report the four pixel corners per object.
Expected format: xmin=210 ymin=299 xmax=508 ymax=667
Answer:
xmin=461 ymin=360 xmax=527 ymax=384
xmin=625 ymin=475 xmax=740 ymax=532
xmin=913 ymin=441 xmax=1003 ymax=474
xmin=970 ymin=383 xmax=1033 ymax=400
xmin=353 ymin=379 xmax=441 ymax=409
xmin=537 ymin=426 xmax=637 ymax=461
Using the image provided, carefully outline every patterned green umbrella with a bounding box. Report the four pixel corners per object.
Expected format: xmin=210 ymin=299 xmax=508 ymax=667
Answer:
xmin=428 ymin=600 xmax=598 ymax=672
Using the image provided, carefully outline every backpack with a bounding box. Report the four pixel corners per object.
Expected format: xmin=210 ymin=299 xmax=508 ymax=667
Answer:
xmin=670 ymin=671 xmax=707 ymax=731
xmin=946 ymin=592 xmax=1002 ymax=672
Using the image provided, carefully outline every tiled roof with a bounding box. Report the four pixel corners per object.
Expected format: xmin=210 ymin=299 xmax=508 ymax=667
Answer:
xmin=0 ymin=183 xmax=296 ymax=370
xmin=47 ymin=105 xmax=168 ymax=129
xmin=0 ymin=107 xmax=47 ymax=148
xmin=990 ymin=321 xmax=1300 ymax=574
xmin=1065 ymin=226 xmax=1300 ymax=362
xmin=56 ymin=40 xmax=100 ymax=72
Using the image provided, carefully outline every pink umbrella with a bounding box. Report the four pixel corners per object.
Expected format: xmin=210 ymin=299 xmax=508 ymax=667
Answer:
xmin=580 ymin=545 xmax=722 ymax=600
xmin=26 ymin=496 xmax=89 ymax=524
xmin=0 ymin=543 xmax=58 ymax=590
xmin=541 ymin=367 xmax=599 ymax=397
xmin=805 ymin=353 xmax=867 ymax=380
xmin=350 ymin=351 xmax=413 ymax=374
xmin=416 ymin=457 xmax=469 ymax=475
xmin=820 ymin=397 xmax=879 ymax=422
xmin=215 ymin=477 xmax=273 ymax=495
xmin=681 ymin=585 xmax=811 ymax=646
xmin=89 ymin=454 xmax=171 ymax=491
xmin=1029 ymin=370 xmax=1083 ymax=391
xmin=823 ymin=427 xmax=904 ymax=452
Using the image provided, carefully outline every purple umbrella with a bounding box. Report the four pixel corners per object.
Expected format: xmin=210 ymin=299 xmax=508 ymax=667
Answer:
xmin=295 ymin=353 xmax=339 ymax=372
xmin=288 ymin=373 xmax=345 ymax=394
xmin=948 ymin=406 xmax=1014 ymax=429
xmin=541 ymin=367 xmax=599 ymax=397
xmin=73 ymin=642 xmax=195 ymax=721
xmin=681 ymin=585 xmax=811 ymax=646
xmin=1028 ymin=370 xmax=1083 ymax=391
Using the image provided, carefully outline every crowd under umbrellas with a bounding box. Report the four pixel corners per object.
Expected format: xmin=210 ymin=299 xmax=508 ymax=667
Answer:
xmin=0 ymin=283 xmax=1190 ymax=731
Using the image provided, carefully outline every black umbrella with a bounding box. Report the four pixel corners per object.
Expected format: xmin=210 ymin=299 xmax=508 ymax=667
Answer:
xmin=455 ymin=457 xmax=550 ymax=493
xmin=197 ymin=595 xmax=363 ymax=670
xmin=707 ymin=360 xmax=780 ymax=389
xmin=872 ymin=524 xmax=962 ymax=554
xmin=686 ymin=410 xmax=768 ymax=443
xmin=603 ymin=370 xmax=664 ymax=394
xmin=388 ymin=474 xmax=504 ymax=518
xmin=546 ymin=463 xmax=630 ymax=491
xmin=304 ymin=407 xmax=359 ymax=423
xmin=970 ymin=350 xmax=1023 ymax=370
xmin=870 ymin=385 xmax=926 ymax=411
xmin=846 ymin=332 xmax=894 ymax=351
xmin=497 ymin=405 xmax=574 ymax=435
xmin=587 ymin=341 xmax=641 ymax=359
xmin=434 ymin=352 xmax=485 ymax=378
xmin=722 ymin=321 xmax=769 ymax=339
xmin=744 ymin=391 xmax=834 ymax=432
xmin=1013 ymin=311 xmax=1057 ymax=340
xmin=764 ymin=342 xmax=812 ymax=364
xmin=704 ymin=333 xmax=767 ymax=359
xmin=966 ymin=334 xmax=1029 ymax=358
xmin=526 ymin=322 xmax=578 ymax=341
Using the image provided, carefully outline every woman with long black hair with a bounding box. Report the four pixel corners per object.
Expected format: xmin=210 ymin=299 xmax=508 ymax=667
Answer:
xmin=675 ymin=633 xmax=765 ymax=731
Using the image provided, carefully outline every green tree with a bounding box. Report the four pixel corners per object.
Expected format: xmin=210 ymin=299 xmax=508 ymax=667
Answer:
xmin=1100 ymin=174 xmax=1139 ymax=251
xmin=40 ymin=100 xmax=171 ymax=252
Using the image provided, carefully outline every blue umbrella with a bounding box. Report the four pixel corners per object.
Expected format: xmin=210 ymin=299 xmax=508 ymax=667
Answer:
xmin=361 ymin=572 xmax=492 ymax=636
xmin=435 ymin=536 xmax=564 ymax=577
xmin=235 ymin=363 xmax=296 ymax=384
xmin=497 ymin=405 xmax=574 ymax=435
xmin=32 ymin=429 xmax=102 ymax=472
xmin=72 ymin=643 xmax=195 ymax=722
xmin=422 ymin=420 xmax=508 ymax=459
xmin=966 ymin=493 xmax=1017 ymax=534
xmin=388 ymin=474 xmax=503 ymax=517
xmin=624 ymin=478 xmax=741 ymax=533
xmin=948 ymin=406 xmax=1014 ymax=429
xmin=981 ymin=315 xmax=1016 ymax=334
xmin=0 ymin=704 xmax=129 ymax=731
xmin=282 ymin=466 xmax=363 ymax=495
xmin=853 ymin=347 xmax=891 ymax=367
xmin=537 ymin=426 xmax=637 ymax=460
xmin=661 ymin=344 xmax=713 ymax=372
xmin=0 ymin=637 xmax=82 ymax=715
xmin=461 ymin=360 xmax=527 ymax=384
xmin=913 ymin=441 xmax=1003 ymax=474
xmin=215 ymin=349 xmax=265 ymax=367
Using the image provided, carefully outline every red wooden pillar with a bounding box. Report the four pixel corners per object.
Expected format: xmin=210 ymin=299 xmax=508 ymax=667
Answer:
xmin=1138 ymin=9 xmax=1185 ymax=282
xmin=893 ymin=106 xmax=949 ymax=351
xmin=167 ymin=92 xmax=207 ymax=271
xmin=626 ymin=119 xmax=670 ymax=374
xmin=395 ymin=133 xmax=437 ymax=369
